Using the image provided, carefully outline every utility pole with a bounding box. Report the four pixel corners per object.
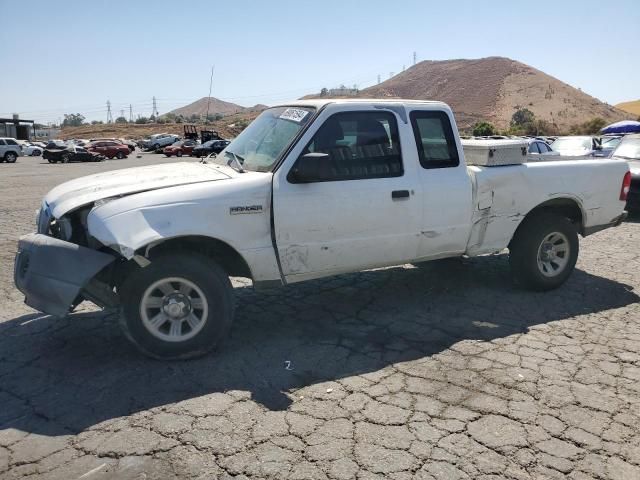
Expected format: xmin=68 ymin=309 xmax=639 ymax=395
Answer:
xmin=152 ymin=96 xmax=159 ymax=118
xmin=106 ymin=100 xmax=113 ymax=123
xmin=413 ymin=51 xmax=417 ymax=65
xmin=205 ymin=65 xmax=215 ymax=122
xmin=129 ymin=104 xmax=133 ymax=122
xmin=377 ymin=74 xmax=381 ymax=84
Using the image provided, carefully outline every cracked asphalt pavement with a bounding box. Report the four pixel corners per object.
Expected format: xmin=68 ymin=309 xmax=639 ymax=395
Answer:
xmin=1 ymin=154 xmax=640 ymax=479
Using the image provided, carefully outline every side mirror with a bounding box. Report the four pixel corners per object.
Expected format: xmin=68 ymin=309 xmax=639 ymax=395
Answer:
xmin=289 ymin=152 xmax=330 ymax=183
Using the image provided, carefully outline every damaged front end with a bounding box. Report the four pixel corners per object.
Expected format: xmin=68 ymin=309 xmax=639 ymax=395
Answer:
xmin=14 ymin=203 xmax=120 ymax=317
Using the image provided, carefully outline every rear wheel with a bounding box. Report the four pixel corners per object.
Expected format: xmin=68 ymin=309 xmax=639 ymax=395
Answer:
xmin=5 ymin=152 xmax=17 ymax=163
xmin=509 ymin=212 xmax=579 ymax=291
xmin=176 ymin=150 xmax=183 ymax=157
xmin=119 ymin=254 xmax=235 ymax=359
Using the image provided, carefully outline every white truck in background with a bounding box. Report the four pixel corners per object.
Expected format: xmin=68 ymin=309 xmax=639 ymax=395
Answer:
xmin=15 ymin=100 xmax=630 ymax=359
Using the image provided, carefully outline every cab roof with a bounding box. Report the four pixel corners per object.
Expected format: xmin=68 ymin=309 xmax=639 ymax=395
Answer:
xmin=271 ymin=98 xmax=449 ymax=109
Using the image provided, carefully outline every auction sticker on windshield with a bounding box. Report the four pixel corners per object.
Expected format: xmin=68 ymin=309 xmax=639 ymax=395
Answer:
xmin=279 ymin=108 xmax=309 ymax=123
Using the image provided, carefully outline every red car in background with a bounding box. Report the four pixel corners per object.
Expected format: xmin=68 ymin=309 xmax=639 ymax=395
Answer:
xmin=163 ymin=139 xmax=199 ymax=157
xmin=87 ymin=141 xmax=130 ymax=159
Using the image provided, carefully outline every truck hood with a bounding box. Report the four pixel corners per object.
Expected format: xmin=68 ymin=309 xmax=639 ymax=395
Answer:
xmin=45 ymin=162 xmax=231 ymax=218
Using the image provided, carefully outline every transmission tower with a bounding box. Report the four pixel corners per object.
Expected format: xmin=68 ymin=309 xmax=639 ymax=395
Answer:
xmin=129 ymin=104 xmax=133 ymax=122
xmin=152 ymin=96 xmax=159 ymax=118
xmin=106 ymin=100 xmax=113 ymax=123
xmin=413 ymin=51 xmax=417 ymax=65
xmin=120 ymin=109 xmax=125 ymax=119
xmin=389 ymin=72 xmax=394 ymax=79
xmin=377 ymin=74 xmax=381 ymax=84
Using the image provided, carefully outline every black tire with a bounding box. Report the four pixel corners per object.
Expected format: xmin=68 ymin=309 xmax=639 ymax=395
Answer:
xmin=5 ymin=152 xmax=17 ymax=163
xmin=116 ymin=151 xmax=126 ymax=159
xmin=165 ymin=154 xmax=172 ymax=157
xmin=176 ymin=150 xmax=182 ymax=157
xmin=509 ymin=212 xmax=579 ymax=291
xmin=61 ymin=153 xmax=71 ymax=163
xmin=32 ymin=150 xmax=42 ymax=156
xmin=119 ymin=254 xmax=235 ymax=359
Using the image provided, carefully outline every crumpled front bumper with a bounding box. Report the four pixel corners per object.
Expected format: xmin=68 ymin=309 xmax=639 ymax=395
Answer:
xmin=14 ymin=233 xmax=116 ymax=317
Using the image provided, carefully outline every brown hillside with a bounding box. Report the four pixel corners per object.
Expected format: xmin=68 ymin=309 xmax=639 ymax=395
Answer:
xmin=167 ymin=97 xmax=246 ymax=117
xmin=615 ymin=99 xmax=640 ymax=116
xmin=308 ymin=57 xmax=630 ymax=130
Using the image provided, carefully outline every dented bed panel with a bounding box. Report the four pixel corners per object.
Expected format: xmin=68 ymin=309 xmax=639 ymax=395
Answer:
xmin=14 ymin=233 xmax=116 ymax=317
xmin=465 ymin=159 xmax=629 ymax=255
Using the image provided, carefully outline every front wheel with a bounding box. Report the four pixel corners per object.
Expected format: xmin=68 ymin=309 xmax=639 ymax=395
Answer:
xmin=119 ymin=254 xmax=235 ymax=359
xmin=116 ymin=151 xmax=126 ymax=159
xmin=61 ymin=153 xmax=71 ymax=163
xmin=5 ymin=152 xmax=17 ymax=163
xmin=176 ymin=150 xmax=182 ymax=157
xmin=509 ymin=212 xmax=579 ymax=291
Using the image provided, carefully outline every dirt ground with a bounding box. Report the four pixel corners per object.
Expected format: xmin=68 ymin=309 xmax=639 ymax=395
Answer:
xmin=1 ymin=153 xmax=639 ymax=479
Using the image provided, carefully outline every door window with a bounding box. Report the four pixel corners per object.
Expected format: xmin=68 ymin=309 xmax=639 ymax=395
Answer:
xmin=410 ymin=111 xmax=459 ymax=169
xmin=529 ymin=142 xmax=541 ymax=154
xmin=294 ymin=111 xmax=402 ymax=182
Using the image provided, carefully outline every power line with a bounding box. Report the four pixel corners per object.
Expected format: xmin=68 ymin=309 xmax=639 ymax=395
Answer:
xmin=152 ymin=96 xmax=159 ymax=118
xmin=106 ymin=100 xmax=113 ymax=123
xmin=205 ymin=65 xmax=215 ymax=120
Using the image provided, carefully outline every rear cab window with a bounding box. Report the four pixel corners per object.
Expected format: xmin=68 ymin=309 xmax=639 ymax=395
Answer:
xmin=410 ymin=110 xmax=459 ymax=169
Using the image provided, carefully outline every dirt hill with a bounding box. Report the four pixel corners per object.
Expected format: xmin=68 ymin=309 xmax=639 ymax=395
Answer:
xmin=615 ymin=99 xmax=640 ymax=117
xmin=167 ymin=97 xmax=246 ymax=117
xmin=306 ymin=57 xmax=630 ymax=131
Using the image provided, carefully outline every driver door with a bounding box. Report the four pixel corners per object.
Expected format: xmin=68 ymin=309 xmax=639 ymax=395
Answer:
xmin=273 ymin=106 xmax=422 ymax=283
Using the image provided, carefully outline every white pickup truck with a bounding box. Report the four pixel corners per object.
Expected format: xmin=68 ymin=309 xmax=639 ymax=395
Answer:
xmin=14 ymin=100 xmax=630 ymax=359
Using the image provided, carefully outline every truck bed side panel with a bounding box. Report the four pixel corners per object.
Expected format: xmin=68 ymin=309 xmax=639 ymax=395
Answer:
xmin=466 ymin=159 xmax=629 ymax=255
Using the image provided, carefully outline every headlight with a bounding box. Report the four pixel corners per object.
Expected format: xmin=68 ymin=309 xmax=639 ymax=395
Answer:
xmin=37 ymin=203 xmax=51 ymax=234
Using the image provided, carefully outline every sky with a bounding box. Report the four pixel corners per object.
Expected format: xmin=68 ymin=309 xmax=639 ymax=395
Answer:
xmin=0 ymin=0 xmax=638 ymax=124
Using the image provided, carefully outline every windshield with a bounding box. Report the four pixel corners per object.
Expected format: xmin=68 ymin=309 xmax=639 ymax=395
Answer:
xmin=551 ymin=137 xmax=592 ymax=151
xmin=210 ymin=106 xmax=315 ymax=172
xmin=613 ymin=138 xmax=640 ymax=160
xmin=601 ymin=137 xmax=621 ymax=149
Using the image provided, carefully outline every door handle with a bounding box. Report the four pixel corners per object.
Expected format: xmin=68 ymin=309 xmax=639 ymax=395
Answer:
xmin=391 ymin=190 xmax=410 ymax=199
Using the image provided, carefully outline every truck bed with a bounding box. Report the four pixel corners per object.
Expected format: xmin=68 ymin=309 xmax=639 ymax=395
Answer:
xmin=465 ymin=158 xmax=629 ymax=256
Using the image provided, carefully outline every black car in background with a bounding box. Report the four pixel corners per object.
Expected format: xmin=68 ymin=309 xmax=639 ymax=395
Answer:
xmin=191 ymin=139 xmax=230 ymax=157
xmin=43 ymin=146 xmax=104 ymax=163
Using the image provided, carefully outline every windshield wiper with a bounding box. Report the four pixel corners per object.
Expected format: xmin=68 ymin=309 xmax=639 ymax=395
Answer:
xmin=226 ymin=151 xmax=245 ymax=173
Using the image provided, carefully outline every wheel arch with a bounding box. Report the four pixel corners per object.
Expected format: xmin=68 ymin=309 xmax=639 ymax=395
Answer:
xmin=510 ymin=197 xmax=585 ymax=247
xmin=138 ymin=235 xmax=253 ymax=280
